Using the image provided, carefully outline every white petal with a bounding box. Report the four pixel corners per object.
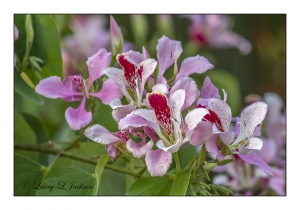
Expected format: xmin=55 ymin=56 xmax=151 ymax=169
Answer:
xmin=156 ymin=140 xmax=181 ymax=153
xmin=185 ymin=108 xmax=209 ymax=130
xmin=169 ymin=89 xmax=185 ymax=126
xmin=235 ymin=102 xmax=268 ymax=144
xmin=84 ymin=124 xmax=121 ymax=144
xmin=207 ymin=98 xmax=232 ymax=132
xmin=152 ymin=84 xmax=169 ymax=94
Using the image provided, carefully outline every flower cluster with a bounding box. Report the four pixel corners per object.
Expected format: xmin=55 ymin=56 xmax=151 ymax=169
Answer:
xmin=82 ymin=35 xmax=270 ymax=177
xmin=34 ymin=16 xmax=271 ymax=179
xmin=212 ymin=92 xmax=286 ymax=195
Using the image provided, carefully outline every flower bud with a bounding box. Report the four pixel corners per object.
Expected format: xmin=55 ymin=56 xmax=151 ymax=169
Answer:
xmin=110 ymin=16 xmax=123 ymax=56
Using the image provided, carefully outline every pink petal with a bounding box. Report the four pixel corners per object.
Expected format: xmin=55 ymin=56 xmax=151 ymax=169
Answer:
xmin=208 ymin=98 xmax=232 ymax=132
xmin=211 ymin=31 xmax=252 ymax=55
xmin=205 ymin=135 xmax=224 ymax=161
xmin=190 ymin=121 xmax=213 ymax=146
xmin=235 ymin=102 xmax=268 ymax=144
xmin=263 ymin=92 xmax=284 ymax=125
xmin=110 ymin=16 xmax=122 ymax=52
xmin=237 ymin=152 xmax=273 ymax=176
xmin=84 ymin=124 xmax=122 ymax=144
xmin=62 ymin=75 xmax=84 ymax=102
xmin=142 ymin=46 xmax=150 ymax=59
xmin=144 ymin=126 xmax=160 ymax=141
xmin=145 ymin=149 xmax=172 ymax=176
xmin=269 ymin=167 xmax=285 ymax=195
xmin=138 ymin=58 xmax=157 ymax=88
xmin=89 ymin=78 xmax=123 ymax=105
xmin=14 ymin=25 xmax=19 ymax=41
xmin=185 ymin=108 xmax=210 ymax=130
xmin=106 ymin=143 xmax=119 ymax=161
xmin=118 ymin=112 xmax=149 ymax=131
xmin=65 ymin=98 xmax=92 ymax=130
xmin=103 ymin=67 xmax=127 ymax=90
xmin=156 ymin=35 xmax=182 ymax=78
xmin=169 ymin=77 xmax=199 ymax=111
xmin=219 ymin=132 xmax=234 ymax=145
xmin=86 ymin=48 xmax=112 ymax=89
xmin=109 ymin=99 xmax=136 ymax=123
xmin=126 ymin=135 xmax=154 ymax=158
xmin=201 ymin=76 xmax=220 ymax=99
xmin=124 ymin=50 xmax=144 ymax=66
xmin=35 ymin=76 xmax=82 ymax=99
xmin=176 ymin=55 xmax=214 ymax=80
xmin=256 ymin=139 xmax=277 ymax=163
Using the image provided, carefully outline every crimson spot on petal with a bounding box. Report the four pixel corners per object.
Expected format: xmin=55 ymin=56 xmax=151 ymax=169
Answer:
xmin=198 ymin=104 xmax=224 ymax=132
xmin=117 ymin=53 xmax=137 ymax=93
xmin=147 ymin=91 xmax=172 ymax=135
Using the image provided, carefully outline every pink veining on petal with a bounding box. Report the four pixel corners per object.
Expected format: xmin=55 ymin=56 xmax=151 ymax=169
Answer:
xmin=147 ymin=91 xmax=172 ymax=136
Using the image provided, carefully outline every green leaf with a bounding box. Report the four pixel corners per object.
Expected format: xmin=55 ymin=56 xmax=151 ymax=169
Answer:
xmin=14 ymin=112 xmax=38 ymax=161
xmin=20 ymin=112 xmax=49 ymax=165
xmin=14 ymin=14 xmax=62 ymax=84
xmin=127 ymin=176 xmax=172 ymax=195
xmin=14 ymin=68 xmax=44 ymax=105
xmin=127 ymin=169 xmax=191 ymax=196
xmin=170 ymin=169 xmax=191 ymax=195
xmin=95 ymin=155 xmax=109 ymax=194
xmin=14 ymin=154 xmax=45 ymax=195
xmin=214 ymin=159 xmax=235 ymax=166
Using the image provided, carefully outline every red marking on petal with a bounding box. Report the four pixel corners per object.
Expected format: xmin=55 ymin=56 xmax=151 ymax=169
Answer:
xmin=117 ymin=53 xmax=137 ymax=93
xmin=113 ymin=131 xmax=129 ymax=141
xmin=147 ymin=92 xmax=172 ymax=135
xmin=198 ymin=104 xmax=224 ymax=132
xmin=136 ymin=65 xmax=143 ymax=81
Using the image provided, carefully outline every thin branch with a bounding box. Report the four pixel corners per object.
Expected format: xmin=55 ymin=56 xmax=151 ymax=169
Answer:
xmin=14 ymin=142 xmax=139 ymax=178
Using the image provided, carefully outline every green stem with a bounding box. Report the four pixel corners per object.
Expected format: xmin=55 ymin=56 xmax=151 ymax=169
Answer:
xmin=173 ymin=152 xmax=181 ymax=174
xmin=14 ymin=142 xmax=138 ymax=178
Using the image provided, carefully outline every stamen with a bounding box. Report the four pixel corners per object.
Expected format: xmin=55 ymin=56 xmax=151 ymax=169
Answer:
xmin=222 ymin=89 xmax=227 ymax=102
xmin=82 ymin=77 xmax=89 ymax=99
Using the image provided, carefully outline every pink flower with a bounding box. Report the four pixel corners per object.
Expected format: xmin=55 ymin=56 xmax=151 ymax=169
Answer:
xmin=35 ymin=48 xmax=123 ymax=130
xmin=183 ymin=15 xmax=252 ymax=55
